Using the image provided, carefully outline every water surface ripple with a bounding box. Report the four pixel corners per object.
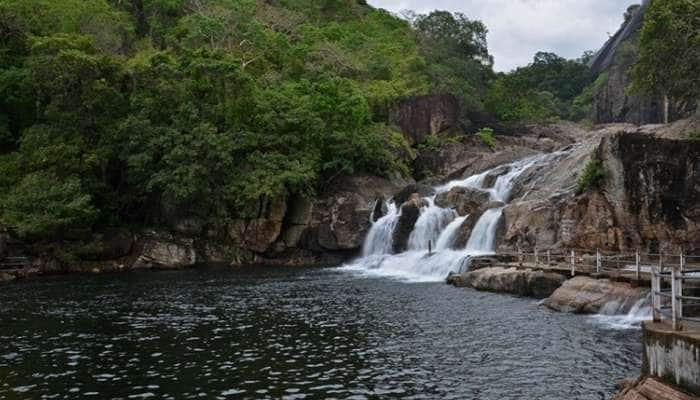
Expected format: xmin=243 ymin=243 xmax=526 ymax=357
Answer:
xmin=0 ymin=267 xmax=641 ymax=399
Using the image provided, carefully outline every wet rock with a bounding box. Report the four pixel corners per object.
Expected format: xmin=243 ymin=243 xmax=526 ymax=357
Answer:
xmin=371 ymin=198 xmax=388 ymax=222
xmin=392 ymin=195 xmax=423 ymax=253
xmin=544 ymin=276 xmax=648 ymax=314
xmin=393 ymin=183 xmax=433 ymax=206
xmin=133 ymin=233 xmax=196 ymax=269
xmin=487 ymin=201 xmax=505 ymax=209
xmin=461 ymin=267 xmax=566 ymax=299
xmin=482 ymin=165 xmax=511 ymax=188
xmin=451 ymin=214 xmax=480 ymax=249
xmin=434 ymin=186 xmax=490 ymax=217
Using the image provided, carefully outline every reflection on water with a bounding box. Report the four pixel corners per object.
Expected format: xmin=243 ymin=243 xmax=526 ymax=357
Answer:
xmin=0 ymin=266 xmax=640 ymax=399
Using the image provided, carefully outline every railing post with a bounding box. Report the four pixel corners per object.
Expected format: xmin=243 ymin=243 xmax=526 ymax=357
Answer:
xmin=535 ymin=247 xmax=539 ymax=266
xmin=596 ymin=248 xmax=601 ymax=273
xmin=570 ymin=250 xmax=575 ymax=276
xmin=651 ymin=265 xmax=660 ymax=322
xmin=547 ymin=250 xmax=551 ymax=265
xmin=671 ymin=264 xmax=680 ymax=331
xmin=635 ymin=251 xmax=640 ymax=280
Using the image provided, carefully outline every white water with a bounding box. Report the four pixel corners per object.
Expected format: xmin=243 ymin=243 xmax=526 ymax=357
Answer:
xmin=362 ymin=202 xmax=399 ymax=257
xmin=435 ymin=215 xmax=468 ymax=250
xmin=408 ymin=198 xmax=456 ymax=251
xmin=343 ymin=149 xmax=575 ymax=283
xmin=590 ymin=296 xmax=652 ymax=330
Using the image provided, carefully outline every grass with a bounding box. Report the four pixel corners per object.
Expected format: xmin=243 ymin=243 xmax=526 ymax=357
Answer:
xmin=477 ymin=127 xmax=497 ymax=150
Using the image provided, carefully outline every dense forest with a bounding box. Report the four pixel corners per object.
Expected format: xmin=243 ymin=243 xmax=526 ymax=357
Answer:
xmin=0 ymin=0 xmax=696 ymax=255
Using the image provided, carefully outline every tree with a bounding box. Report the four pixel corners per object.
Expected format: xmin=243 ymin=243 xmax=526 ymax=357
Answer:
xmin=631 ymin=0 xmax=700 ymax=103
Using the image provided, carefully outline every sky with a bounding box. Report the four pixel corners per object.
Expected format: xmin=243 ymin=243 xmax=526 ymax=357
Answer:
xmin=367 ymin=0 xmax=637 ymax=72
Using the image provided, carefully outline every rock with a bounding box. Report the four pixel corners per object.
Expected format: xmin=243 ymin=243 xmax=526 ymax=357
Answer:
xmin=172 ymin=217 xmax=204 ymax=235
xmin=392 ymin=195 xmax=423 ymax=253
xmin=393 ymin=183 xmax=433 ymax=206
xmin=230 ymin=219 xmax=283 ymax=254
xmin=451 ymin=214 xmax=480 ymax=249
xmin=371 ymin=198 xmax=388 ymax=222
xmin=482 ymin=165 xmax=511 ymax=188
xmin=544 ymin=276 xmax=648 ymax=314
xmin=390 ymin=94 xmax=460 ymax=146
xmin=133 ymin=233 xmax=196 ymax=269
xmin=459 ymin=267 xmax=566 ymax=299
xmin=487 ymin=200 xmax=505 ymax=209
xmin=434 ymin=186 xmax=490 ymax=216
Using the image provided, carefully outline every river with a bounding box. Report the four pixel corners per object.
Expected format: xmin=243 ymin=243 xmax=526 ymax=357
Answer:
xmin=0 ymin=266 xmax=642 ymax=399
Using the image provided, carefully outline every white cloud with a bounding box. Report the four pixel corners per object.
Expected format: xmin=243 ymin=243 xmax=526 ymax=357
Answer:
xmin=367 ymin=0 xmax=636 ymax=72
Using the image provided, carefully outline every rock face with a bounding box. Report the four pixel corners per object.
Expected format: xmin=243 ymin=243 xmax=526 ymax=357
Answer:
xmin=499 ymin=124 xmax=700 ymax=254
xmin=450 ymin=266 xmax=566 ymax=299
xmin=390 ymin=94 xmax=459 ymax=146
xmin=133 ymin=233 xmax=197 ymax=269
xmin=588 ymin=1 xmax=695 ymax=124
xmin=435 ymin=186 xmax=490 ymax=216
xmin=544 ymin=276 xmax=648 ymax=314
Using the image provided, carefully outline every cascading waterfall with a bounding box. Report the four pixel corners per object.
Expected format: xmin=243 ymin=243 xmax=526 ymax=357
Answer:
xmin=362 ymin=202 xmax=399 ymax=257
xmin=435 ymin=215 xmax=468 ymax=250
xmin=342 ymin=148 xmax=575 ymax=282
xmin=407 ymin=198 xmax=456 ymax=251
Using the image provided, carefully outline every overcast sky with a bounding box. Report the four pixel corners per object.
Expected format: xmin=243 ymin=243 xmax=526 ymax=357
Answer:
xmin=367 ymin=0 xmax=636 ymax=72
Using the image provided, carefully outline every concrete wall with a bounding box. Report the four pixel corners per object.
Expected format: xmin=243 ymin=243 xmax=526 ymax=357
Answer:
xmin=642 ymin=322 xmax=700 ymax=395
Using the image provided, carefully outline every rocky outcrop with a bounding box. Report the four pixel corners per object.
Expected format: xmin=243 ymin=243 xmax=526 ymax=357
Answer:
xmin=390 ymin=94 xmax=459 ymax=146
xmin=434 ymin=186 xmax=490 ymax=216
xmin=448 ymin=267 xmax=566 ymax=299
xmin=588 ymin=1 xmax=695 ymax=125
xmin=544 ymin=276 xmax=648 ymax=314
xmin=612 ymin=377 xmax=699 ymax=400
xmin=499 ymin=123 xmax=700 ymax=254
xmin=133 ymin=233 xmax=197 ymax=269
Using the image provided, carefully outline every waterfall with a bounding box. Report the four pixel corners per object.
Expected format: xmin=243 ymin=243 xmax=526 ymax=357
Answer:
xmin=590 ymin=296 xmax=652 ymax=330
xmin=465 ymin=208 xmax=504 ymax=252
xmin=362 ymin=202 xmax=399 ymax=256
xmin=435 ymin=216 xmax=468 ymax=250
xmin=408 ymin=198 xmax=456 ymax=251
xmin=342 ymin=148 xmax=574 ymax=282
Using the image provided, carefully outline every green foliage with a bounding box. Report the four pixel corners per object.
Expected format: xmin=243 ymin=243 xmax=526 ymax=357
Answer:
xmin=575 ymin=153 xmax=606 ymax=195
xmin=0 ymin=0 xmax=443 ymax=244
xmin=1 ymin=171 xmax=97 ymax=239
xmin=476 ymin=127 xmax=496 ymax=149
xmin=486 ymin=52 xmax=593 ymax=122
xmin=688 ymin=131 xmax=700 ymax=141
xmin=417 ymin=135 xmax=441 ymax=151
xmin=571 ymin=72 xmax=609 ymax=122
xmin=631 ymin=0 xmax=700 ymax=102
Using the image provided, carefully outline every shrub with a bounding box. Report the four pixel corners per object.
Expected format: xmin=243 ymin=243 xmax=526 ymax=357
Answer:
xmin=477 ymin=127 xmax=497 ymax=149
xmin=417 ymin=134 xmax=441 ymax=151
xmin=575 ymin=154 xmax=606 ymax=195
xmin=687 ymin=131 xmax=700 ymax=141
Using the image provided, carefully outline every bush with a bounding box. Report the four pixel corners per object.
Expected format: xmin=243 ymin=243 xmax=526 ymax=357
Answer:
xmin=575 ymin=154 xmax=606 ymax=195
xmin=477 ymin=127 xmax=497 ymax=149
xmin=417 ymin=134 xmax=441 ymax=151
xmin=687 ymin=131 xmax=700 ymax=141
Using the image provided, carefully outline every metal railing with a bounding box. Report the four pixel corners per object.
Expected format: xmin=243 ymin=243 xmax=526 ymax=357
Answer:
xmin=498 ymin=248 xmax=676 ymax=278
xmin=651 ymin=254 xmax=700 ymax=331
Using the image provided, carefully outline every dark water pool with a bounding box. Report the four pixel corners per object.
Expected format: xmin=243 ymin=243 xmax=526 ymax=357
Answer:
xmin=0 ymin=266 xmax=641 ymax=399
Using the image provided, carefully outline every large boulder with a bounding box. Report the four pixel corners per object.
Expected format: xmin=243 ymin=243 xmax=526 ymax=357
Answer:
xmin=544 ymin=276 xmax=648 ymax=314
xmin=460 ymin=267 xmax=566 ymax=299
xmin=434 ymin=186 xmax=490 ymax=216
xmin=390 ymin=94 xmax=459 ymax=146
xmin=393 ymin=183 xmax=434 ymax=205
xmin=133 ymin=233 xmax=197 ymax=269
xmin=451 ymin=214 xmax=480 ymax=249
xmin=392 ymin=195 xmax=424 ymax=253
